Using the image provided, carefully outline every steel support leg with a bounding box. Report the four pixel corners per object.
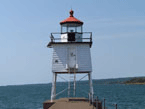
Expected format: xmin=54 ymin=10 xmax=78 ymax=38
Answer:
xmin=88 ymin=72 xmax=94 ymax=102
xmin=51 ymin=72 xmax=57 ymax=102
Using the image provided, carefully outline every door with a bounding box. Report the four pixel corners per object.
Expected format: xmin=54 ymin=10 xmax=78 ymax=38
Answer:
xmin=68 ymin=47 xmax=76 ymax=68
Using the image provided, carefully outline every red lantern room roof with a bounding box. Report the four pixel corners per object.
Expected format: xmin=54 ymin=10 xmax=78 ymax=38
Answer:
xmin=60 ymin=10 xmax=83 ymax=25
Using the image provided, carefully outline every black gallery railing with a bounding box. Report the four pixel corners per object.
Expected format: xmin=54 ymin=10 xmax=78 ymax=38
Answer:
xmin=49 ymin=32 xmax=92 ymax=43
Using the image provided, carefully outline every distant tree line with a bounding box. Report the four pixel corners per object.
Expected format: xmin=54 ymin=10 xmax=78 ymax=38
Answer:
xmin=124 ymin=77 xmax=145 ymax=84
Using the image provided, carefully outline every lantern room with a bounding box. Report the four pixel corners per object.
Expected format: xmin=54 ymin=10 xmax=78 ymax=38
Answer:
xmin=60 ymin=10 xmax=83 ymax=42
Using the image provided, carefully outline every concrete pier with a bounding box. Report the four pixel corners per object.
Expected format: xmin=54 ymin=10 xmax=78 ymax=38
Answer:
xmin=43 ymin=98 xmax=102 ymax=109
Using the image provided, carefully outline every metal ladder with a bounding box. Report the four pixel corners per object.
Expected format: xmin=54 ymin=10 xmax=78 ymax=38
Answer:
xmin=68 ymin=68 xmax=76 ymax=97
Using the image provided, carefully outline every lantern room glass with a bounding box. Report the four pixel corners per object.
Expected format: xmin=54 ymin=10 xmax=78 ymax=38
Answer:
xmin=61 ymin=24 xmax=82 ymax=33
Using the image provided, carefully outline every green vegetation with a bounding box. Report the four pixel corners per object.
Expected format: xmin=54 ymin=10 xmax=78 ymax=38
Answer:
xmin=93 ymin=77 xmax=145 ymax=85
xmin=124 ymin=77 xmax=145 ymax=85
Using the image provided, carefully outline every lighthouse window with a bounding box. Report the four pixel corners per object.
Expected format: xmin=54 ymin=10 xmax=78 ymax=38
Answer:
xmin=77 ymin=26 xmax=82 ymax=33
xmin=55 ymin=60 xmax=58 ymax=63
xmin=61 ymin=26 xmax=67 ymax=33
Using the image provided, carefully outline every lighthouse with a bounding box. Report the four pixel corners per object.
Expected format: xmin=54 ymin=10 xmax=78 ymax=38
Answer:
xmin=47 ymin=10 xmax=94 ymax=101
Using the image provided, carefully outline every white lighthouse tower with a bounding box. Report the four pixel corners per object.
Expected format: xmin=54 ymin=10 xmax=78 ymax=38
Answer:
xmin=47 ymin=10 xmax=93 ymax=101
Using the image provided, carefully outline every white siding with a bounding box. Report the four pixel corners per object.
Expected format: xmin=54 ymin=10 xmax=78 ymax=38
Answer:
xmin=77 ymin=45 xmax=92 ymax=72
xmin=52 ymin=44 xmax=92 ymax=73
xmin=52 ymin=45 xmax=67 ymax=72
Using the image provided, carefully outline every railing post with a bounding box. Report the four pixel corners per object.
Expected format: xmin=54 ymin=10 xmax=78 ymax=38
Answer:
xmin=104 ymin=98 xmax=105 ymax=109
xmin=90 ymin=93 xmax=92 ymax=105
xmin=93 ymin=95 xmax=94 ymax=109
xmin=96 ymin=96 xmax=98 ymax=109
xmin=90 ymin=32 xmax=92 ymax=42
xmin=88 ymin=93 xmax=91 ymax=105
xmin=115 ymin=103 xmax=117 ymax=109
xmin=50 ymin=33 xmax=53 ymax=42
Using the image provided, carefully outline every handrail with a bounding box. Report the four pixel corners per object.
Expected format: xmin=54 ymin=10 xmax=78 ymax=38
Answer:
xmin=49 ymin=32 xmax=92 ymax=43
xmin=95 ymin=97 xmax=118 ymax=109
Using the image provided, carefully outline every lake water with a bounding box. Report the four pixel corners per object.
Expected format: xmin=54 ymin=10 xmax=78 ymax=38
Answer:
xmin=0 ymin=82 xmax=145 ymax=109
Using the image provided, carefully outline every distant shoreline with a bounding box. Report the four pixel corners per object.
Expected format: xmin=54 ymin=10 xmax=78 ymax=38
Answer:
xmin=123 ymin=77 xmax=145 ymax=85
xmin=124 ymin=83 xmax=145 ymax=85
xmin=1 ymin=76 xmax=145 ymax=86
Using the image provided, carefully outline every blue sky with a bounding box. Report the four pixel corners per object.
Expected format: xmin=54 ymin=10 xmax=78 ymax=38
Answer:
xmin=0 ymin=0 xmax=145 ymax=86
